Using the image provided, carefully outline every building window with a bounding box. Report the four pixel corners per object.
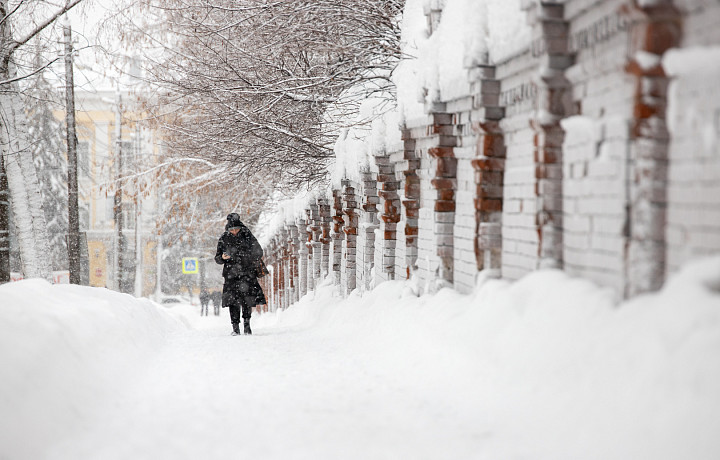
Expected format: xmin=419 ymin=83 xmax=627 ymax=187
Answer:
xmin=120 ymin=141 xmax=133 ymax=173
xmin=111 ymin=137 xmax=134 ymax=174
xmin=77 ymin=141 xmax=90 ymax=177
xmin=122 ymin=202 xmax=135 ymax=229
xmin=79 ymin=204 xmax=90 ymax=231
xmin=106 ymin=196 xmax=115 ymax=223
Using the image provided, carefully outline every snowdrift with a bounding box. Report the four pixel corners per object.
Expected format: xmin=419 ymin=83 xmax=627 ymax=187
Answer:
xmin=1 ymin=257 xmax=719 ymax=459
xmin=258 ymin=257 xmax=720 ymax=459
xmin=0 ymin=280 xmax=185 ymax=459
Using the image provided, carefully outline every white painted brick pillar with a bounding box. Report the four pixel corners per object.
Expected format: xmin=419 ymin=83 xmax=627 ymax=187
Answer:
xmin=305 ymin=210 xmax=314 ymax=295
xmin=400 ymin=127 xmax=420 ymax=277
xmin=470 ymin=62 xmax=505 ymax=277
xmin=296 ymin=216 xmax=308 ymax=299
xmin=428 ymin=112 xmax=457 ymax=286
xmin=268 ymin=238 xmax=278 ymax=311
xmin=288 ymin=223 xmax=300 ymax=304
xmin=273 ymin=235 xmax=285 ymax=310
xmin=360 ymin=171 xmax=379 ymax=292
xmin=278 ymin=227 xmax=289 ymax=310
xmin=375 ymin=153 xmax=402 ymax=280
xmin=331 ymin=189 xmax=344 ymax=290
xmin=283 ymin=226 xmax=295 ymax=308
xmin=342 ymin=180 xmax=358 ymax=295
xmin=625 ymin=0 xmax=681 ymax=296
xmin=528 ymin=1 xmax=573 ymax=269
xmin=308 ymin=202 xmax=322 ymax=291
xmin=318 ymin=197 xmax=332 ymax=280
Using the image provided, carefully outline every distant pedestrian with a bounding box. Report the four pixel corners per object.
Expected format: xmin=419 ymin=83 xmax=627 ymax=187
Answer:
xmin=214 ymin=213 xmax=267 ymax=335
xmin=211 ymin=290 xmax=222 ymax=316
xmin=199 ymin=288 xmax=210 ymax=316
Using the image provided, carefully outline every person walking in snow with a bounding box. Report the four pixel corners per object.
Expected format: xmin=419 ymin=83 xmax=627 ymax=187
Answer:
xmin=215 ymin=213 xmax=267 ymax=335
xmin=199 ymin=288 xmax=210 ymax=316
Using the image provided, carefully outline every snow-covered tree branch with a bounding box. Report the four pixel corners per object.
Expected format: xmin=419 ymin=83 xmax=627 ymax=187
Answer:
xmin=0 ymin=0 xmax=88 ymax=282
xmin=107 ymin=0 xmax=403 ymax=191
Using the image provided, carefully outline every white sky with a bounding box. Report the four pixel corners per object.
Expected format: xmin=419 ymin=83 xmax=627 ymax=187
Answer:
xmin=29 ymin=0 xmax=138 ymax=94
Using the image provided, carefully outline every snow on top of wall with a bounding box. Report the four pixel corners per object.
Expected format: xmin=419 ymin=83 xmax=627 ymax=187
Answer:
xmin=404 ymin=0 xmax=490 ymax=107
xmin=663 ymin=46 xmax=720 ymax=76
xmin=634 ymin=50 xmax=663 ymax=70
xmin=268 ymin=0 xmax=532 ymax=231
xmin=664 ymin=46 xmax=720 ymax=157
xmin=428 ymin=0 xmax=489 ymax=101
xmin=329 ymin=74 xmax=402 ymax=188
xmin=395 ymin=0 xmax=530 ymax=122
xmin=486 ymin=0 xmax=532 ymax=62
xmin=393 ymin=0 xmax=429 ymax=122
xmin=257 ymin=187 xmax=331 ymax=247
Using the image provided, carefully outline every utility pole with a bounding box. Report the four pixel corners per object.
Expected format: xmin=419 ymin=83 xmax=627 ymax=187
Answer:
xmin=64 ymin=20 xmax=81 ymax=285
xmin=134 ymin=124 xmax=143 ymax=297
xmin=0 ymin=160 xmax=9 ymax=283
xmin=113 ymin=92 xmax=125 ymax=292
xmin=154 ymin=180 xmax=162 ymax=301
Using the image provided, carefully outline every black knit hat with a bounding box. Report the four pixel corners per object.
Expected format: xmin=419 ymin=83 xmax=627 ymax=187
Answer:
xmin=226 ymin=213 xmax=243 ymax=230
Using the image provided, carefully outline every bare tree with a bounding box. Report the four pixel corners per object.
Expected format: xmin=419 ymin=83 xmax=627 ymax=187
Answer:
xmin=106 ymin=0 xmax=403 ymax=191
xmin=25 ymin=51 xmax=69 ymax=272
xmin=0 ymin=0 xmax=86 ymax=282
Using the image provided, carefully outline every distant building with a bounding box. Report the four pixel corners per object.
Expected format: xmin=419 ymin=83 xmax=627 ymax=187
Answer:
xmin=55 ymin=89 xmax=161 ymax=295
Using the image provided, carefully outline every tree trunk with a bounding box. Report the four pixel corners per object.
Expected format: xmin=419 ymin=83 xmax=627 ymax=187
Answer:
xmin=0 ymin=0 xmax=87 ymax=283
xmin=1 ymin=82 xmax=52 ymax=281
xmin=0 ymin=158 xmax=9 ymax=283
xmin=64 ymin=23 xmax=81 ymax=284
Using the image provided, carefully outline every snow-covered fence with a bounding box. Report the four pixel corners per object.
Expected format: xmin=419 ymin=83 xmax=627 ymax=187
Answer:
xmin=260 ymin=0 xmax=720 ymax=310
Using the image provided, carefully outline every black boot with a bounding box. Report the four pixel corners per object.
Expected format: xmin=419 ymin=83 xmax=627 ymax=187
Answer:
xmin=243 ymin=318 xmax=252 ymax=335
xmin=232 ymin=323 xmax=240 ymax=336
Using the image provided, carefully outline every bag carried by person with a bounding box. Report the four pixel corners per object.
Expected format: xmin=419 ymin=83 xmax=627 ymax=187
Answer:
xmin=256 ymin=258 xmax=270 ymax=278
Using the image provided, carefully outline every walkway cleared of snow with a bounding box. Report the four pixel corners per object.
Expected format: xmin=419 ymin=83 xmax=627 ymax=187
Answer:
xmin=1 ymin=258 xmax=720 ymax=460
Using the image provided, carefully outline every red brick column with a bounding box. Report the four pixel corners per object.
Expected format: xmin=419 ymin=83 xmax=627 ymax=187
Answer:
xmin=376 ymin=154 xmax=401 ymax=279
xmin=529 ymin=1 xmax=573 ymax=269
xmin=273 ymin=236 xmax=283 ymax=311
xmin=342 ymin=180 xmax=358 ymax=294
xmin=308 ymin=203 xmax=322 ymax=291
xmin=288 ymin=223 xmax=299 ymax=304
xmin=296 ymin=215 xmax=309 ymax=299
xmin=428 ymin=113 xmax=457 ymax=284
xmin=318 ymin=197 xmax=332 ymax=280
xmin=625 ymin=0 xmax=681 ymax=296
xmin=470 ymin=63 xmax=505 ymax=276
xmin=359 ymin=172 xmax=379 ymax=290
xmin=331 ymin=189 xmax=344 ymax=288
xmin=285 ymin=231 xmax=293 ymax=310
xmin=263 ymin=240 xmax=275 ymax=311
xmin=401 ymin=127 xmax=420 ymax=277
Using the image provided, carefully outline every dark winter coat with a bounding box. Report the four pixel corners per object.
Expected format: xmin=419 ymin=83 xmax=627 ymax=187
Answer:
xmin=214 ymin=219 xmax=267 ymax=307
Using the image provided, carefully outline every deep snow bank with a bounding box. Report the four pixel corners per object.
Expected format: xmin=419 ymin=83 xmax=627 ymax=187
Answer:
xmin=257 ymin=257 xmax=720 ymax=459
xmin=1 ymin=256 xmax=719 ymax=460
xmin=0 ymin=280 xmax=185 ymax=459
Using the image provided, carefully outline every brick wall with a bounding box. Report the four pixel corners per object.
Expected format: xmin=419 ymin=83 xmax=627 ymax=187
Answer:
xmin=665 ymin=1 xmax=720 ymax=274
xmin=562 ymin=0 xmax=636 ymax=293
xmin=498 ymin=57 xmax=538 ymax=281
xmin=261 ymin=0 xmax=718 ymax=311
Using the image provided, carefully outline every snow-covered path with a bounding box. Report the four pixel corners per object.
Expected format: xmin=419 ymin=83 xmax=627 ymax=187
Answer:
xmin=3 ymin=260 xmax=720 ymax=460
xmin=48 ymin=304 xmax=490 ymax=460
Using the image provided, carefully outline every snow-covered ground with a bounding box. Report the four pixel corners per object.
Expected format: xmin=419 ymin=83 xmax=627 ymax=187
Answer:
xmin=1 ymin=258 xmax=719 ymax=460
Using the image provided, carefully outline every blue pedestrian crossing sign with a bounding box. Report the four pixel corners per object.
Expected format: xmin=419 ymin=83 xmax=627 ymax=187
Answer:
xmin=182 ymin=257 xmax=199 ymax=274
